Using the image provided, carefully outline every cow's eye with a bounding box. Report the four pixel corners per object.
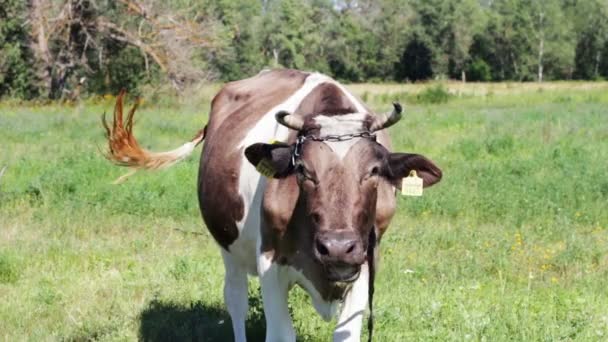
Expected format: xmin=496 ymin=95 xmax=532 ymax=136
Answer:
xmin=310 ymin=213 xmax=321 ymax=225
xmin=362 ymin=166 xmax=380 ymax=183
xmin=296 ymin=165 xmax=317 ymax=184
xmin=365 ymin=166 xmax=380 ymax=178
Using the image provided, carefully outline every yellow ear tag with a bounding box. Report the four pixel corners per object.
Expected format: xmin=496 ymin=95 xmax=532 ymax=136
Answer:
xmin=401 ymin=170 xmax=423 ymax=196
xmin=256 ymin=159 xmax=276 ymax=178
xmin=269 ymin=139 xmax=278 ymax=144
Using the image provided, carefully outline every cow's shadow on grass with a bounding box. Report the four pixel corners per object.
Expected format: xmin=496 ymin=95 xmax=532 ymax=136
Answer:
xmin=139 ymin=294 xmax=266 ymax=342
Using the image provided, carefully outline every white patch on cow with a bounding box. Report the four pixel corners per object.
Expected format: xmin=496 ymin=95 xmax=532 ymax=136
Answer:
xmin=314 ymin=112 xmax=369 ymax=159
xmin=258 ymin=261 xmax=296 ymax=342
xmin=257 ymin=241 xmax=273 ymax=276
xmin=334 ymin=263 xmax=369 ymax=342
xmin=315 ymin=113 xmax=369 ymax=136
xmin=221 ymin=249 xmax=248 ymax=342
xmin=156 ymin=140 xmax=198 ymax=161
xmin=290 ymin=267 xmax=341 ymax=321
xmin=226 ymin=176 xmax=266 ymax=276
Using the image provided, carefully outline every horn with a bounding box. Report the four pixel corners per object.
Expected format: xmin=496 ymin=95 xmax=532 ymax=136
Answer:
xmin=370 ymin=102 xmax=403 ymax=131
xmin=275 ymin=111 xmax=304 ymax=131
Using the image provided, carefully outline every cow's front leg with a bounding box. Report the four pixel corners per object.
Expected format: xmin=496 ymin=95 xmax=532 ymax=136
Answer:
xmin=222 ymin=250 xmax=248 ymax=342
xmin=258 ymin=253 xmax=295 ymax=342
xmin=333 ymin=263 xmax=369 ymax=342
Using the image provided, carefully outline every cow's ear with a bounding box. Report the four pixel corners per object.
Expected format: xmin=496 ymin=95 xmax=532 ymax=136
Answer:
xmin=384 ymin=153 xmax=442 ymax=188
xmin=244 ymin=143 xmax=294 ymax=178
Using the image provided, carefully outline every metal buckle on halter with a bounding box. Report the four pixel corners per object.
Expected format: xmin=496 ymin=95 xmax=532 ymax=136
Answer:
xmin=291 ymin=135 xmax=306 ymax=168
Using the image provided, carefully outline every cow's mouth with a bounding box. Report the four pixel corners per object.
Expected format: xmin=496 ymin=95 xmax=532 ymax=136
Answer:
xmin=326 ymin=266 xmax=361 ymax=283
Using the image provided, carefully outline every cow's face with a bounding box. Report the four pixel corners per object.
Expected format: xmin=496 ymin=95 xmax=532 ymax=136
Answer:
xmin=245 ymin=105 xmax=442 ymax=283
xmin=294 ymin=138 xmax=385 ymax=282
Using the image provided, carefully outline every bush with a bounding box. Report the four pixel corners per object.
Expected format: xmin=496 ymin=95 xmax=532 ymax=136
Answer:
xmin=467 ymin=58 xmax=492 ymax=82
xmin=395 ymin=33 xmax=433 ymax=82
xmin=416 ymin=84 xmax=452 ymax=104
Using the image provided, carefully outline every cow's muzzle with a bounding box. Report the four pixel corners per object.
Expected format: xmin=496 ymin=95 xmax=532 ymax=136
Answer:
xmin=314 ymin=230 xmax=366 ymax=282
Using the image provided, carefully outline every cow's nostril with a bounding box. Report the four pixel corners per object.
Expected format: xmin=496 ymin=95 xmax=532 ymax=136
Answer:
xmin=346 ymin=242 xmax=355 ymax=254
xmin=316 ymin=239 xmax=329 ymax=256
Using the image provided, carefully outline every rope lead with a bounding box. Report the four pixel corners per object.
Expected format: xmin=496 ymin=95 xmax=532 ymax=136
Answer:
xmin=367 ymin=228 xmax=377 ymax=342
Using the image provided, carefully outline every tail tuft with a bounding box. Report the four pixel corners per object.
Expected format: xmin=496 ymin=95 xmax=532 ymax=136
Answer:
xmin=102 ymin=90 xmax=206 ymax=183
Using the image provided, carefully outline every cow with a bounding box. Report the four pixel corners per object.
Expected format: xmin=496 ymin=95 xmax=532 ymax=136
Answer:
xmin=103 ymin=69 xmax=442 ymax=341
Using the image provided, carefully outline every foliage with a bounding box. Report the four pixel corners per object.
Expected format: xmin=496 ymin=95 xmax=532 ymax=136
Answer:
xmin=0 ymin=0 xmax=38 ymax=99
xmin=572 ymin=0 xmax=608 ymax=79
xmin=1 ymin=0 xmax=608 ymax=99
xmin=394 ymin=32 xmax=434 ymax=82
xmin=467 ymin=58 xmax=492 ymax=82
xmin=415 ymin=83 xmax=452 ymax=104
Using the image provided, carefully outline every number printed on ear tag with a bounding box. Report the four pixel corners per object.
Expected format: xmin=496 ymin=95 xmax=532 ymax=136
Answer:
xmin=256 ymin=159 xmax=276 ymax=178
xmin=401 ymin=170 xmax=423 ymax=196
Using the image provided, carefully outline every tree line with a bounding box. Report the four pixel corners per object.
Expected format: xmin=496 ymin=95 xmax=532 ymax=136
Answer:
xmin=1 ymin=0 xmax=608 ymax=100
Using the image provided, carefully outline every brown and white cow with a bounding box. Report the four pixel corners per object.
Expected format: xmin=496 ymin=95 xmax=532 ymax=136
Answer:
xmin=103 ymin=69 xmax=442 ymax=341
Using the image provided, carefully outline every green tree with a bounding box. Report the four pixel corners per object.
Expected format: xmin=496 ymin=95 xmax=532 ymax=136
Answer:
xmin=324 ymin=10 xmax=370 ymax=81
xmin=572 ymin=0 xmax=608 ymax=79
xmin=402 ymin=0 xmax=484 ymax=80
xmin=470 ymin=0 xmax=536 ymax=81
xmin=394 ymin=31 xmax=434 ymax=81
xmin=0 ymin=0 xmax=38 ymax=99
xmin=260 ymin=0 xmax=328 ymax=71
xmin=209 ymin=0 xmax=265 ymax=81
xmin=443 ymin=0 xmax=485 ymax=80
xmin=527 ymin=0 xmax=575 ymax=81
xmin=323 ymin=0 xmax=402 ymax=82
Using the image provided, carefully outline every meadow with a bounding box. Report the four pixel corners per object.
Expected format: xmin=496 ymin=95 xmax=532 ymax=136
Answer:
xmin=1 ymin=81 xmax=607 ymax=341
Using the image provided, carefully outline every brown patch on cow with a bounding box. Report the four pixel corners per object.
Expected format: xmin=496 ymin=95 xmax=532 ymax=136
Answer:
xmin=373 ymin=130 xmax=396 ymax=237
xmin=295 ymin=82 xmax=357 ymax=118
xmin=198 ymin=69 xmax=308 ymax=249
xmin=261 ymin=176 xmax=300 ymax=253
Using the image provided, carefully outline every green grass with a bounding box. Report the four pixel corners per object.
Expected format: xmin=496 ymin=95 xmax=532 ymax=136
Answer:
xmin=1 ymin=82 xmax=607 ymax=341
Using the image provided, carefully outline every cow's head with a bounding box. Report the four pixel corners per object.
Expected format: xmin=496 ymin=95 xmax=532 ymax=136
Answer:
xmin=245 ymin=104 xmax=441 ymax=283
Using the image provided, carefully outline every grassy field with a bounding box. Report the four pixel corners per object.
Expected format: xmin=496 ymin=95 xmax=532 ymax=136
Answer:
xmin=1 ymin=81 xmax=608 ymax=341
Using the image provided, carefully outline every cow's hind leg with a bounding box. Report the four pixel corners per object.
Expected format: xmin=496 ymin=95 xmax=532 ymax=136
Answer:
xmin=222 ymin=249 xmax=248 ymax=342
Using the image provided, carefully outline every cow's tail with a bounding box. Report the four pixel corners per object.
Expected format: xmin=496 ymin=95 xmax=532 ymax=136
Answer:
xmin=101 ymin=89 xmax=206 ymax=184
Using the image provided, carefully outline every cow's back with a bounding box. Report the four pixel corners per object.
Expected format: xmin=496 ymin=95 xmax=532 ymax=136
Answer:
xmin=197 ymin=70 xmax=309 ymax=253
